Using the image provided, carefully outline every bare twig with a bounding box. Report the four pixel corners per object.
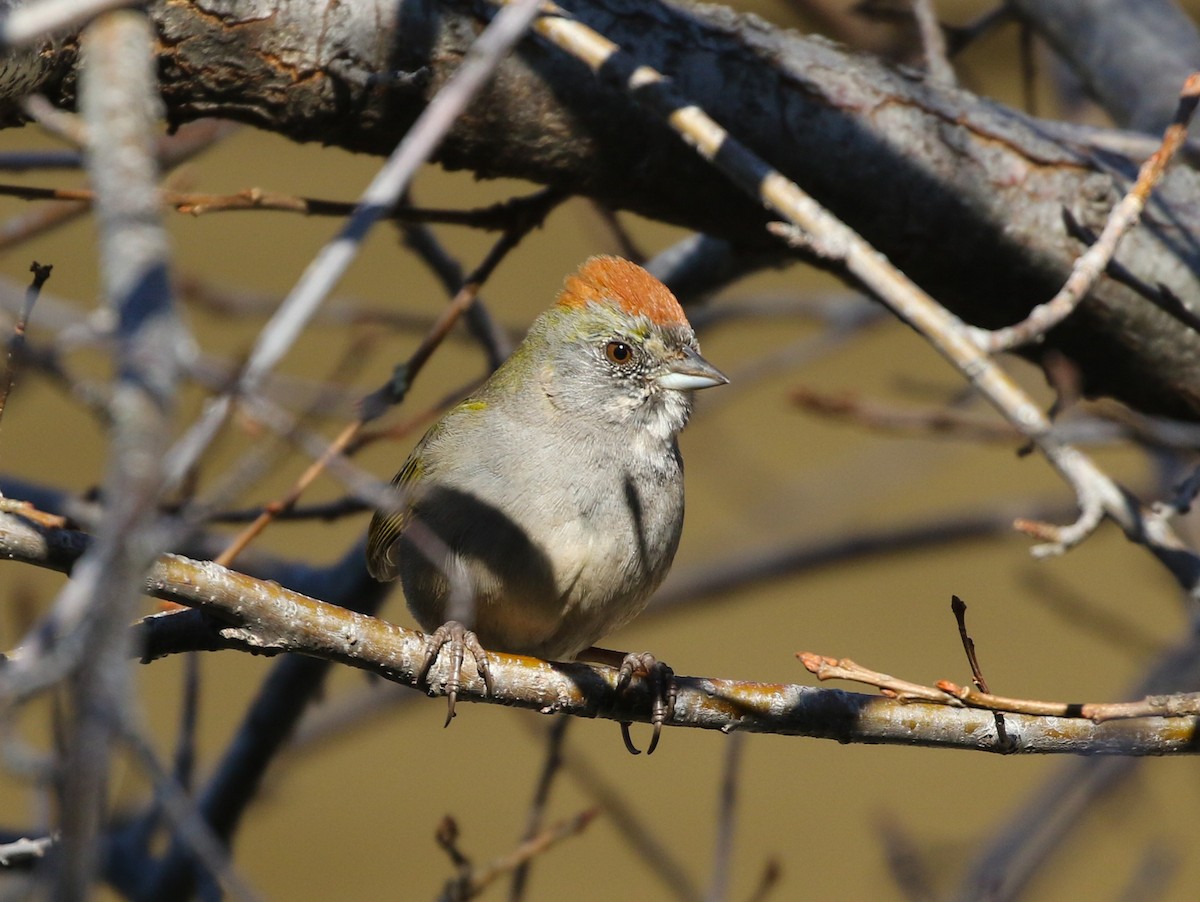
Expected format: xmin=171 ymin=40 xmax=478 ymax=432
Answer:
xmin=0 ymin=180 xmax=565 ymax=231
xmin=0 ymin=833 xmax=56 ymax=868
xmin=950 ymin=596 xmax=989 ymax=692
xmin=509 ymin=718 xmax=570 ymax=902
xmin=0 ymin=0 xmax=134 ymax=48
xmin=0 ymin=119 xmax=237 ymax=251
xmin=792 ymin=387 xmax=1019 ymax=443
xmin=975 ymin=72 xmax=1200 ymax=352
xmin=371 ymin=198 xmax=563 ymax=414
xmin=523 ymin=719 xmax=703 ymax=902
xmin=0 ymin=261 xmax=50 ymax=452
xmin=801 ymin=646 xmax=1200 ymax=724
xmin=744 ymin=858 xmax=783 ymax=902
xmin=950 ymin=596 xmax=1010 ymax=748
xmin=877 ymin=815 xmax=936 ymax=902
xmin=113 ymin=707 xmax=263 ymax=902
xmin=706 ymin=732 xmax=745 ymax=902
xmin=21 ymin=94 xmax=89 ymax=146
xmin=793 ymin=385 xmax=1200 ymax=451
xmin=0 ymin=201 xmax=86 ymax=251
xmin=909 ymin=0 xmax=955 ymax=86
xmin=213 ymin=418 xmax=362 ymax=568
xmin=398 ymin=208 xmax=511 ymax=370
xmin=438 ymin=809 xmax=598 ymax=902
xmin=936 ymin=682 xmax=1200 ymax=723
xmin=798 ymin=654 xmax=957 ymax=705
xmin=205 ymin=496 xmax=368 ymax=524
xmin=0 ymin=150 xmax=83 ymax=169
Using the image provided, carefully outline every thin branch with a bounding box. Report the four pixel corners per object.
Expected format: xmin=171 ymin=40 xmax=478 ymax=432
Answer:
xmin=877 ymin=815 xmax=936 ymax=902
xmin=909 ymin=0 xmax=955 ymax=86
xmin=0 ymin=180 xmax=566 ymax=231
xmin=0 ymin=833 xmax=56 ymax=868
xmin=112 ymin=707 xmax=263 ymax=902
xmin=950 ymin=596 xmax=1010 ymax=749
xmin=509 ymin=718 xmax=570 ymax=902
xmin=21 ymin=93 xmax=89 ymax=145
xmin=213 ymin=418 xmax=362 ymax=568
xmin=800 ymin=649 xmax=1200 ymax=723
xmin=363 ymin=192 xmax=563 ymax=419
xmin=521 ymin=719 xmax=703 ymax=902
xmin=438 ymin=809 xmax=598 ymax=902
xmin=0 ymin=0 xmax=132 ymax=48
xmin=397 ymin=203 xmax=512 ymax=370
xmin=743 ymin=858 xmax=783 ymax=902
xmin=950 ymin=596 xmax=990 ymax=693
xmin=0 ymin=119 xmax=236 ymax=252
xmin=974 ymin=71 xmax=1200 ymax=352
xmin=0 ymin=150 xmax=83 ymax=169
xmin=791 ymin=387 xmax=1020 ymax=443
xmin=204 ymin=496 xmax=368 ymax=524
xmin=0 ymin=261 xmax=50 ymax=453
xmin=706 ymin=732 xmax=745 ymax=902
xmin=798 ymin=654 xmax=954 ymax=705
xmin=792 ymin=386 xmax=1200 ymax=451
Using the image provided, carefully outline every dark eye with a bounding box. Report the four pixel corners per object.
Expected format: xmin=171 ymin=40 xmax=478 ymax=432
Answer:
xmin=605 ymin=341 xmax=634 ymax=365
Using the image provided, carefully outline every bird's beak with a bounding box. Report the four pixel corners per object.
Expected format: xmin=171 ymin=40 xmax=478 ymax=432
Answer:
xmin=657 ymin=346 xmax=729 ymax=391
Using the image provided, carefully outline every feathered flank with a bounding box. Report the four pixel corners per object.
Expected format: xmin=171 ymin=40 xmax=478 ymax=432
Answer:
xmin=557 ymin=256 xmax=690 ymax=328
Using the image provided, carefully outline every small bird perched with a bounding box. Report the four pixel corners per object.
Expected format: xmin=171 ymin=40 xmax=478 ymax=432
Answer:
xmin=366 ymin=255 xmax=727 ymax=752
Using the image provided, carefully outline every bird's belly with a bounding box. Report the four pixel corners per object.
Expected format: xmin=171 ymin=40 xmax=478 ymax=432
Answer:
xmin=400 ymin=471 xmax=682 ymax=660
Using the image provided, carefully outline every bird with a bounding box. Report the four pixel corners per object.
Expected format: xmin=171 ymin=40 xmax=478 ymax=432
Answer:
xmin=366 ymin=255 xmax=727 ymax=752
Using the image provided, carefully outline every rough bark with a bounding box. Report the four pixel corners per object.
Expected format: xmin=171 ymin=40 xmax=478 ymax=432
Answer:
xmin=4 ymin=0 xmax=1200 ymax=420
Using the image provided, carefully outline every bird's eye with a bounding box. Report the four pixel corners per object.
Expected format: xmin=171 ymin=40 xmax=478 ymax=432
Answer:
xmin=605 ymin=341 xmax=634 ymax=365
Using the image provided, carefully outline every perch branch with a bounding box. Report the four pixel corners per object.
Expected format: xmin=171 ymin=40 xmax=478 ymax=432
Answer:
xmin=2 ymin=510 xmax=1199 ymax=754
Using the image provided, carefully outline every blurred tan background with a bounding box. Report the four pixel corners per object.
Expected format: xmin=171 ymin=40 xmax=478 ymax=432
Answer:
xmin=2 ymin=1 xmax=1199 ymax=899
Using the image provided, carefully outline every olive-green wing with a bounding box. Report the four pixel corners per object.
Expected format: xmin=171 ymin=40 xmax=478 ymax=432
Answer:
xmin=364 ymin=451 xmax=425 ymax=581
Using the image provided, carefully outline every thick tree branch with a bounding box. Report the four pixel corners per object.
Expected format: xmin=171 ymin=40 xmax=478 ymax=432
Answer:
xmin=2 ymin=0 xmax=1200 ymax=420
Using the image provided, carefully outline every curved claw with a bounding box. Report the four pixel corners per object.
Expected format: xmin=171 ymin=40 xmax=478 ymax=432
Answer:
xmin=616 ymin=652 xmax=676 ymax=756
xmin=415 ymin=621 xmax=494 ymax=726
xmin=620 ymin=722 xmax=642 ymax=755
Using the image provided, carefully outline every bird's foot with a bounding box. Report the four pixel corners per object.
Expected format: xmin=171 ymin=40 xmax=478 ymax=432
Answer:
xmin=616 ymin=652 xmax=676 ymax=756
xmin=417 ymin=621 xmax=494 ymax=727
